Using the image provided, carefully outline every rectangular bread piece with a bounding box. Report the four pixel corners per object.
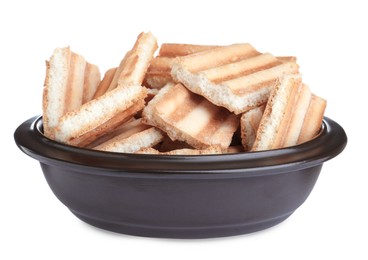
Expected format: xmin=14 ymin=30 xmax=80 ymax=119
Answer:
xmin=142 ymin=82 xmax=239 ymax=149
xmin=92 ymin=118 xmax=164 ymax=153
xmin=82 ymin=62 xmax=101 ymax=104
xmin=107 ymin=32 xmax=158 ymax=92
xmin=252 ymin=74 xmax=305 ymax=151
xmin=297 ymin=94 xmax=327 ymax=144
xmin=54 ymin=84 xmax=147 ymax=145
xmin=93 ymin=31 xmax=158 ymax=98
xmin=92 ymin=67 xmax=117 ymax=99
xmin=171 ymin=43 xmax=299 ymax=114
xmin=43 ymin=47 xmax=89 ymax=138
xmin=144 ymin=44 xmax=219 ymax=89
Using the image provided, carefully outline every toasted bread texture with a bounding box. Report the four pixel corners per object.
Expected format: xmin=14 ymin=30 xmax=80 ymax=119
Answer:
xmin=142 ymin=82 xmax=239 ymax=149
xmin=240 ymin=105 xmax=266 ymax=151
xmin=171 ymin=44 xmax=299 ymax=114
xmin=106 ymin=32 xmax=158 ymax=92
xmin=54 ymin=84 xmax=147 ymax=145
xmin=92 ymin=67 xmax=117 ymax=99
xmin=82 ymin=62 xmax=101 ymax=103
xmin=93 ymin=119 xmax=164 ymax=153
xmin=42 ymin=35 xmax=326 ymax=155
xmin=298 ymin=94 xmax=326 ymax=144
xmin=252 ymin=74 xmax=303 ymax=151
xmin=144 ymin=44 xmax=219 ymax=89
xmin=47 ymin=32 xmax=157 ymax=146
xmin=43 ymin=47 xmax=101 ymax=138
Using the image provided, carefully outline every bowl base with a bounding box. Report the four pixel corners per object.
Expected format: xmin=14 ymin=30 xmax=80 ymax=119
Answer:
xmin=71 ymin=209 xmax=293 ymax=239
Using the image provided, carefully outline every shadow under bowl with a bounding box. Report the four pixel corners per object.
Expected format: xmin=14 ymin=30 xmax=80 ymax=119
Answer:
xmin=14 ymin=116 xmax=347 ymax=238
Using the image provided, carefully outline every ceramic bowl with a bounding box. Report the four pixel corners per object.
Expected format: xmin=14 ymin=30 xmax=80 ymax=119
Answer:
xmin=14 ymin=116 xmax=347 ymax=238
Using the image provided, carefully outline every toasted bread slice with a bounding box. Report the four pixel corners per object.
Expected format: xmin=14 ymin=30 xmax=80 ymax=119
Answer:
xmin=298 ymin=94 xmax=326 ymax=144
xmin=171 ymin=43 xmax=299 ymax=114
xmin=92 ymin=67 xmax=117 ymax=99
xmin=69 ymin=96 xmax=146 ymax=147
xmin=145 ymin=53 xmax=296 ymax=90
xmin=144 ymin=56 xmax=174 ymax=89
xmin=142 ymin=82 xmax=239 ymax=149
xmin=85 ymin=117 xmax=136 ymax=148
xmin=82 ymin=62 xmax=101 ymax=103
xmin=54 ymin=84 xmax=147 ymax=145
xmin=43 ymin=47 xmax=101 ymax=138
xmin=106 ymin=32 xmax=158 ymax=92
xmin=252 ymin=74 xmax=304 ymax=151
xmin=65 ymin=53 xmax=87 ymax=112
xmin=282 ymin=83 xmax=312 ymax=146
xmin=144 ymin=44 xmax=219 ymax=89
xmin=240 ymin=104 xmax=266 ymax=151
xmin=92 ymin=118 xmax=164 ymax=153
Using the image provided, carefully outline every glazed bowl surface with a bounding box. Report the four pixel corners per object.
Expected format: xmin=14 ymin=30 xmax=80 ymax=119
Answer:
xmin=14 ymin=116 xmax=347 ymax=238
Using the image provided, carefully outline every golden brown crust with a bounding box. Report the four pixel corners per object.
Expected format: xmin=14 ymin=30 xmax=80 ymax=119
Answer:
xmin=271 ymin=79 xmax=303 ymax=148
xmin=64 ymin=52 xmax=86 ymax=113
xmin=277 ymin=56 xmax=297 ymax=63
xmin=297 ymin=94 xmax=326 ymax=144
xmin=158 ymin=43 xmax=218 ymax=57
xmin=92 ymin=67 xmax=116 ymax=99
xmin=82 ymin=62 xmax=101 ymax=104
xmin=282 ymin=84 xmax=312 ymax=146
xmin=42 ymin=60 xmax=52 ymax=138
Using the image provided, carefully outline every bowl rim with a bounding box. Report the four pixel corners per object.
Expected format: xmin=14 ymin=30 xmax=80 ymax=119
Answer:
xmin=14 ymin=116 xmax=347 ymax=177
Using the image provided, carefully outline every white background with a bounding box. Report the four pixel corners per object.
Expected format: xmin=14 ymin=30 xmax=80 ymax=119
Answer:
xmin=1 ymin=0 xmax=366 ymax=259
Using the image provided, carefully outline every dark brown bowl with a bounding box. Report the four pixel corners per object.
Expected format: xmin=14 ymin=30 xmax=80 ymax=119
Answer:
xmin=14 ymin=116 xmax=347 ymax=238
